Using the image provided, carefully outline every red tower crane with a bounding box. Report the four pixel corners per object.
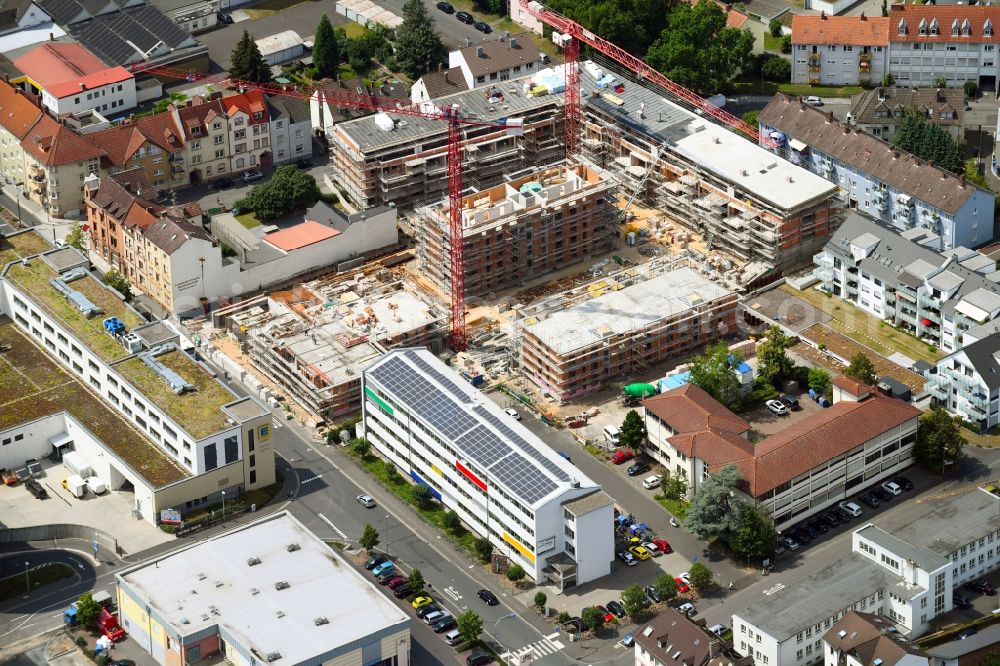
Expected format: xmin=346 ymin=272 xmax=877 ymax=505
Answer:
xmin=129 ymin=65 xmax=520 ymax=351
xmin=518 ymin=0 xmax=765 ymax=155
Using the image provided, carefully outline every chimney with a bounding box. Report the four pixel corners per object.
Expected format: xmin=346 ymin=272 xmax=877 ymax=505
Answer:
xmin=821 ymin=10 xmax=826 ymax=18
xmin=843 ymin=126 xmax=850 ymax=134
xmin=861 ymin=11 xmax=866 ymax=19
xmin=49 ymin=32 xmax=53 ymax=40
xmin=510 ymin=37 xmax=517 ymax=49
xmin=465 ymin=37 xmax=471 ymax=47
xmin=438 ymin=62 xmax=443 ymax=72
xmin=960 ymin=173 xmax=966 ymax=187
xmin=476 ymin=46 xmax=484 ymax=58
xmin=444 ymin=70 xmax=450 ymax=83
xmin=827 ymin=111 xmax=834 ymax=122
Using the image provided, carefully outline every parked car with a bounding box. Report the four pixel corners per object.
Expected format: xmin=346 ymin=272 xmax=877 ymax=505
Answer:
xmin=838 ymin=501 xmax=863 ymax=517
xmin=966 ymin=580 xmax=996 ymax=595
xmin=859 ymin=492 xmax=880 ymax=509
xmin=645 ymin=585 xmax=662 ymax=604
xmin=474 ymin=20 xmax=492 ymax=33
xmin=423 ymin=610 xmax=450 ymax=625
xmin=766 ymin=399 xmax=789 ymax=415
xmin=377 ymin=571 xmax=398 ymax=584
xmin=629 ymin=546 xmax=651 ymax=560
xmin=957 ymin=629 xmax=978 ymax=640
xmin=622 ymin=631 xmax=635 ymax=648
xmin=677 ymin=602 xmax=695 ymax=615
xmin=208 ymin=177 xmax=233 ymax=191
xmin=642 ymin=541 xmax=662 ymax=557
xmin=707 ymin=624 xmax=727 ymax=637
xmin=607 ymin=600 xmax=627 ymax=618
xmin=433 ymin=616 xmax=458 ymax=633
xmin=610 ymin=450 xmax=635 ymax=465
xmin=893 ymin=476 xmax=914 ymax=491
xmin=674 ymin=577 xmax=690 ymax=593
xmin=216 ymin=11 xmax=233 ymax=23
xmin=953 ymin=594 xmax=973 ymax=609
xmin=807 ymin=517 xmax=829 ymax=534
xmin=558 ymin=451 xmax=572 ymax=462
xmin=466 ymin=652 xmax=494 ymax=666
xmin=25 ymin=480 xmax=47 ymax=499
xmin=626 ymin=461 xmax=649 ymax=476
xmin=455 ymin=10 xmax=474 ymax=23
xmin=412 ymin=596 xmax=434 ymax=609
xmin=387 ymin=576 xmax=408 ymax=590
xmin=788 ymin=528 xmax=811 ymax=544
xmin=652 ymin=538 xmax=672 ymax=553
xmin=777 ymin=536 xmax=799 ymax=551
xmin=393 ymin=584 xmax=413 ymax=599
xmin=478 ymin=589 xmax=499 ymax=606
xmin=780 ymin=395 xmax=801 ymax=411
xmin=416 ymin=603 xmax=442 ymax=619
xmin=357 ymin=493 xmax=376 ymax=508
xmin=595 ymin=606 xmax=614 ymax=623
xmin=881 ymin=480 xmax=903 ymax=496
xmin=503 ymin=407 xmax=520 ymax=420
xmin=241 ymin=169 xmax=265 ymax=182
xmin=445 ymin=629 xmax=463 ymax=646
xmin=364 ymin=555 xmax=387 ymax=570
xmin=818 ymin=511 xmax=840 ymax=528
xmin=774 ymin=543 xmax=786 ymax=556
xmin=804 ymin=96 xmax=824 ymax=106
xmin=617 ymin=550 xmax=638 ymax=567
xmin=372 ymin=561 xmax=394 ymax=576
xmin=797 ymin=523 xmax=819 ymax=539
xmin=294 ymin=158 xmax=313 ymax=169
xmin=436 ymin=1 xmax=455 ymax=12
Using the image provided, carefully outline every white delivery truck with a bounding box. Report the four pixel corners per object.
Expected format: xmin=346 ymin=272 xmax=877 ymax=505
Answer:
xmin=85 ymin=477 xmax=107 ymax=495
xmin=62 ymin=452 xmax=94 ymax=479
xmin=63 ymin=474 xmax=87 ymax=498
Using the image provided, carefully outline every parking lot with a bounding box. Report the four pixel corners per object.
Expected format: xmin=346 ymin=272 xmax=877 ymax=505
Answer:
xmin=742 ymin=388 xmax=824 ymax=438
xmin=1 ymin=457 xmax=172 ymax=553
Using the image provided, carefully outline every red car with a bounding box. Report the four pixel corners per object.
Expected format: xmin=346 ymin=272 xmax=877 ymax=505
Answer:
xmin=610 ymin=450 xmax=635 ymax=465
xmin=652 ymin=538 xmax=672 ymax=554
xmin=674 ymin=577 xmax=690 ymax=593
xmin=595 ymin=605 xmax=614 ymax=623
xmin=387 ymin=576 xmax=408 ymax=590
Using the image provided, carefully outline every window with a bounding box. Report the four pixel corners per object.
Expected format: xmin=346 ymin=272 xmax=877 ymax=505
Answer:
xmin=205 ymin=443 xmax=218 ymax=470
xmin=224 ymin=435 xmax=238 ymax=464
xmin=250 ymin=470 xmax=257 ymax=483
xmin=249 ymin=428 xmax=255 ymax=451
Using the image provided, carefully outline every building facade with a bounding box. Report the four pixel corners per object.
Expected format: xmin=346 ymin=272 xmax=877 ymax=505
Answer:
xmin=822 ymin=613 xmax=930 ymax=666
xmin=927 ymin=333 xmax=1000 ymax=432
xmin=791 ymin=13 xmax=889 ymax=86
xmin=362 ymin=348 xmax=614 ymax=590
xmin=268 ymin=96 xmax=313 ymax=164
xmin=225 ymin=90 xmax=271 ymax=172
xmin=760 ymin=94 xmax=994 ymax=251
xmin=447 ymin=36 xmax=543 ymax=90
xmin=848 ymin=86 xmax=964 ymax=142
xmin=13 ymin=42 xmax=136 ymax=116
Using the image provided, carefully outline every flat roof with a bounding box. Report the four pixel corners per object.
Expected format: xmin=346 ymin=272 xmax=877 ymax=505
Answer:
xmin=112 ymin=348 xmax=239 ymax=440
xmin=873 ymin=486 xmax=1000 ymax=557
xmin=525 ymin=266 xmax=734 ymax=356
xmin=118 ymin=512 xmax=409 ymax=663
xmin=263 ymin=221 xmax=340 ymax=251
xmin=0 ymin=315 xmax=187 ymax=487
xmin=3 ymin=255 xmax=146 ymax=363
xmin=856 ymin=524 xmax=949 ymax=571
xmin=365 ymin=348 xmax=598 ymax=508
xmin=0 ymin=229 xmax=49 ymax=267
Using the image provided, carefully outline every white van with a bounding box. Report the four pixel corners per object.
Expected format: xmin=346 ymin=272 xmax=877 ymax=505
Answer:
xmin=423 ymin=610 xmax=449 ymax=625
xmin=603 ymin=425 xmax=621 ymax=445
xmin=444 ymin=629 xmax=462 ymax=646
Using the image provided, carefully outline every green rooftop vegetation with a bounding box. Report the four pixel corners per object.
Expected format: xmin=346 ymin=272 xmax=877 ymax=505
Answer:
xmin=114 ymin=349 xmax=235 ymax=440
xmin=0 ymin=231 xmax=49 ymax=268
xmin=0 ymin=317 xmax=187 ymax=487
xmin=4 ymin=258 xmax=144 ymax=363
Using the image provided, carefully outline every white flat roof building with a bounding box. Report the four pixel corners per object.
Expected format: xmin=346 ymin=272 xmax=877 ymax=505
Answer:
xmin=362 ymin=348 xmax=615 ymax=591
xmin=116 ymin=511 xmax=410 ymax=666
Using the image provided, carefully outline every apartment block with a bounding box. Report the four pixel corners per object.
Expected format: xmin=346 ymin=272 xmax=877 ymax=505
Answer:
xmin=848 ymin=86 xmax=964 ymax=142
xmin=760 ymin=95 xmax=994 ymax=250
xmin=225 ymin=90 xmax=271 ymax=171
xmin=415 ymin=164 xmax=616 ymax=298
xmin=813 ymin=213 xmax=1000 ymax=354
xmin=363 ymin=348 xmax=614 ymax=590
xmin=927 ymin=334 xmax=1000 ymax=432
xmin=13 ymin=42 xmax=136 ymax=116
xmin=268 ymin=96 xmax=313 ymax=164
xmin=520 ymin=264 xmax=738 ymax=401
xmin=791 ymin=14 xmax=890 ymax=85
xmin=0 ymin=244 xmax=274 ymax=524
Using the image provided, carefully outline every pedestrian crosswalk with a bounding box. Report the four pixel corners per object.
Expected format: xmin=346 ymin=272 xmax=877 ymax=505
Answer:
xmin=506 ymin=636 xmax=565 ymax=659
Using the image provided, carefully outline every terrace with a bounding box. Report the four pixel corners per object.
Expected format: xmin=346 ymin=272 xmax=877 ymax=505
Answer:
xmin=3 ymin=258 xmax=144 ymax=363
xmin=0 ymin=231 xmax=50 ymax=267
xmin=0 ymin=316 xmax=187 ymax=487
xmin=113 ymin=349 xmax=237 ymax=440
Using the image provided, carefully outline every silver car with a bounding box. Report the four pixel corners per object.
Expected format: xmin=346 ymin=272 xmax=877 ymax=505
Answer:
xmin=356 ymin=494 xmax=376 ymax=508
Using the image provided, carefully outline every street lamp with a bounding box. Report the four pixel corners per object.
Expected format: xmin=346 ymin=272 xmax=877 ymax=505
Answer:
xmin=384 ymin=515 xmax=391 ymax=557
xmin=13 ymin=181 xmax=22 ymax=224
xmin=493 ymin=613 xmax=517 ymax=658
xmin=221 ymin=490 xmax=226 ymax=520
xmin=24 ymin=561 xmax=29 ymax=593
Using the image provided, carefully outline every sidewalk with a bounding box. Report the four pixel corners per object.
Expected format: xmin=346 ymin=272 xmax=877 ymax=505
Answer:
xmin=0 ymin=181 xmax=75 ymax=244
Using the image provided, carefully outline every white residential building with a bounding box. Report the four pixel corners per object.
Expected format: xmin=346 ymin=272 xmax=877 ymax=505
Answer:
xmin=447 ymin=36 xmax=542 ymax=90
xmin=362 ymin=348 xmax=614 ymax=590
xmin=268 ymin=96 xmax=313 ymax=164
xmin=791 ymin=14 xmax=889 ymax=86
xmin=927 ymin=333 xmax=1000 ymax=432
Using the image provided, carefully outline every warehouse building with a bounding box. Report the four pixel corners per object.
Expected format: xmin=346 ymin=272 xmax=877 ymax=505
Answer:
xmin=117 ymin=511 xmax=411 ymax=666
xmin=414 ymin=163 xmax=616 ymax=298
xmin=519 ymin=262 xmax=737 ymax=402
xmin=362 ymin=348 xmax=614 ymax=590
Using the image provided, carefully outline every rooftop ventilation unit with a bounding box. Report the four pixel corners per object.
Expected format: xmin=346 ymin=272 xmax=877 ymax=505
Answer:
xmin=138 ymin=343 xmax=194 ymax=394
xmin=50 ymin=272 xmax=102 ymax=318
xmin=837 ymin=630 xmax=847 ymax=638
xmin=250 ymin=588 xmax=259 ymax=595
xmin=266 ymin=653 xmax=282 ymax=662
xmin=247 ymin=557 xmax=262 ymax=566
xmin=314 ymin=617 xmax=329 ymax=626
xmin=197 ymin=573 xmax=207 ymax=580
xmin=287 ymin=543 xmax=301 ymax=552
xmin=274 ymin=581 xmax=290 ymax=590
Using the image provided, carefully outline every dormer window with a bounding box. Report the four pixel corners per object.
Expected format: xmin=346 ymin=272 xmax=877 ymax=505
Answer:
xmin=963 ymin=18 xmax=971 ymax=35
xmin=930 ymin=18 xmax=939 ymax=35
xmin=952 ymin=18 xmax=959 ymax=36
xmin=253 ymin=111 xmax=263 ymax=120
xmin=898 ymin=19 xmax=907 ymax=35
xmin=919 ymin=18 xmax=927 ymax=35
xmin=986 ymin=19 xmax=993 ymax=36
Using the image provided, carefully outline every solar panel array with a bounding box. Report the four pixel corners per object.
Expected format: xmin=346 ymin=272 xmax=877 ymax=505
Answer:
xmin=368 ymin=350 xmax=577 ymax=505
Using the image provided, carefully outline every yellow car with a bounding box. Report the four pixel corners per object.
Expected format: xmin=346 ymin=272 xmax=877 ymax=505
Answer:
xmin=629 ymin=546 xmax=651 ymax=561
xmin=411 ymin=596 xmax=434 ymax=609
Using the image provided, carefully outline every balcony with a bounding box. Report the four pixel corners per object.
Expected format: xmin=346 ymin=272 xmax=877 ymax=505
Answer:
xmin=815 ymin=267 xmax=833 ymax=282
xmin=928 ymin=382 xmax=949 ymax=401
xmin=808 ymin=63 xmax=822 ymax=72
xmin=815 ymin=253 xmax=834 ymax=268
xmin=859 ymin=52 xmax=872 ymax=63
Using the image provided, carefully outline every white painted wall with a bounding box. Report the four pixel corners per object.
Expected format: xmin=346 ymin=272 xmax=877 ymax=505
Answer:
xmin=42 ymin=79 xmax=137 ymax=117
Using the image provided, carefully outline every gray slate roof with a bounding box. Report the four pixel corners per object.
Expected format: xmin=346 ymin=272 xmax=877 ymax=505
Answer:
xmin=760 ymin=93 xmax=982 ymax=215
xmin=954 ymin=333 xmax=1000 ymax=390
xmin=849 ymin=86 xmax=964 ymax=128
xmin=267 ymin=95 xmax=310 ymax=125
xmin=143 ymin=216 xmax=212 ymax=255
xmin=456 ymin=35 xmax=541 ymax=78
xmin=61 ymin=2 xmax=198 ymax=66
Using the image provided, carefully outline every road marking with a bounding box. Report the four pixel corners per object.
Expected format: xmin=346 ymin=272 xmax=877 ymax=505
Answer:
xmin=300 ymin=474 xmax=322 ymax=485
xmin=443 ymin=586 xmax=462 ymax=601
xmin=763 ymin=583 xmax=786 ymax=596
xmin=316 ymin=513 xmax=347 ymax=540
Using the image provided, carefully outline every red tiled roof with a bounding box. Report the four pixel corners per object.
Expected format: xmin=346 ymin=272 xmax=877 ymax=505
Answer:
xmin=709 ymin=396 xmax=920 ymax=497
xmin=21 ymin=113 xmax=104 ymax=166
xmin=225 ymin=89 xmax=269 ymax=125
xmin=670 ymin=429 xmax=754 ymax=467
xmin=643 ymin=384 xmax=750 ymax=435
xmin=91 ymin=111 xmax=184 ymax=165
xmin=888 ymin=3 xmax=1000 ymax=43
xmin=791 ymin=14 xmax=890 ymax=46
xmin=0 ymin=81 xmax=42 ymax=140
xmin=263 ymin=221 xmax=340 ymax=251
xmin=832 ymin=375 xmax=874 ymax=397
xmin=123 ymin=200 xmax=159 ymax=231
xmin=176 ymin=97 xmax=227 ymax=141
xmin=14 ymin=42 xmax=132 ymax=99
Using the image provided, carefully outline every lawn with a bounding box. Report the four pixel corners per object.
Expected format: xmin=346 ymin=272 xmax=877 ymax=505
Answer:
xmin=762 ymin=34 xmax=784 ymax=51
xmin=341 ymin=22 xmax=365 ymax=39
xmin=235 ymin=211 xmax=262 ymax=229
xmin=729 ymin=78 xmax=862 ymax=98
xmin=244 ymin=0 xmax=308 ymax=19
xmin=799 ymin=324 xmax=927 ymax=393
xmin=0 ymin=563 xmax=74 ymax=601
xmin=785 ymin=284 xmax=944 ymax=365
xmin=0 ymin=230 xmax=49 ymax=267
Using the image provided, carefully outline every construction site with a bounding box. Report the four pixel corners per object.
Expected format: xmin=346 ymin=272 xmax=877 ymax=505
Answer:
xmin=414 ymin=163 xmax=617 ymax=298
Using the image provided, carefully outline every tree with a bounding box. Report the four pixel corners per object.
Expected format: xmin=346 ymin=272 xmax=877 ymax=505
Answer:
xmin=654 ymin=574 xmax=678 ymax=601
xmin=619 ymin=409 xmax=646 ymax=449
xmin=385 ymin=463 xmax=400 ymax=483
xmin=442 ymin=510 xmax=462 ymax=533
xmin=313 ymin=14 xmax=339 ymax=79
xmin=407 ymin=568 xmax=425 ymax=595
xmin=915 ymin=407 xmax=967 ymax=473
xmin=845 ymin=352 xmax=878 ymax=386
xmin=473 ymin=537 xmax=493 ymax=561
xmin=473 ymin=0 xmax=506 ymax=13
xmin=102 ymin=269 xmax=132 ymax=299
xmin=351 ymin=438 xmax=370 ymax=457
xmin=75 ymin=592 xmax=102 ymax=627
xmin=882 ymin=72 xmax=895 ymax=86
xmin=880 ymin=0 xmax=888 ymax=15
xmin=757 ymin=325 xmax=795 ymax=387
xmin=742 ymin=110 xmax=760 ymax=127
xmin=65 ymin=223 xmax=84 ymax=250
xmin=731 ymin=503 xmax=778 ymax=562
xmin=507 ymin=563 xmax=526 ymax=585
xmin=621 ymin=584 xmax=650 ymax=618
xmin=346 ymin=26 xmax=393 ymax=71
xmin=457 ymin=609 xmax=484 ymax=644
xmin=761 ymin=57 xmax=790 ymax=82
xmin=892 ymin=111 xmax=964 ymax=174
xmin=662 ymin=469 xmax=688 ymax=500
xmin=807 ymin=367 xmax=832 ymax=399
xmin=545 ymin=0 xmax=669 ymax=56
xmin=684 ymin=464 xmax=743 ymax=541
xmin=688 ymin=562 xmax=713 ymax=592
xmin=768 ymin=18 xmax=782 ymax=37
xmin=534 ymin=591 xmax=547 ymax=610
xmin=582 ymin=606 xmax=605 ymax=632
xmin=981 ymin=653 xmax=1000 ymax=666
xmin=645 ymin=0 xmax=754 ymax=94
xmin=412 ymin=484 xmax=434 ymax=509
xmin=239 ymin=166 xmax=321 ymax=221
xmin=360 ymin=524 xmax=380 ymax=551
xmin=394 ymin=0 xmax=446 ymax=79
xmin=964 ymin=80 xmax=979 ymax=99
xmin=230 ymin=30 xmax=272 ymax=83
xmin=689 ymin=342 xmax=742 ymax=406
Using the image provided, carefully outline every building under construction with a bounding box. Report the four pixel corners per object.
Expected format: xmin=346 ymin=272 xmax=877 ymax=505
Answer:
xmin=414 ymin=163 xmax=617 ymax=298
xmin=518 ymin=259 xmax=738 ymax=401
xmin=229 ymin=277 xmax=445 ymax=423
